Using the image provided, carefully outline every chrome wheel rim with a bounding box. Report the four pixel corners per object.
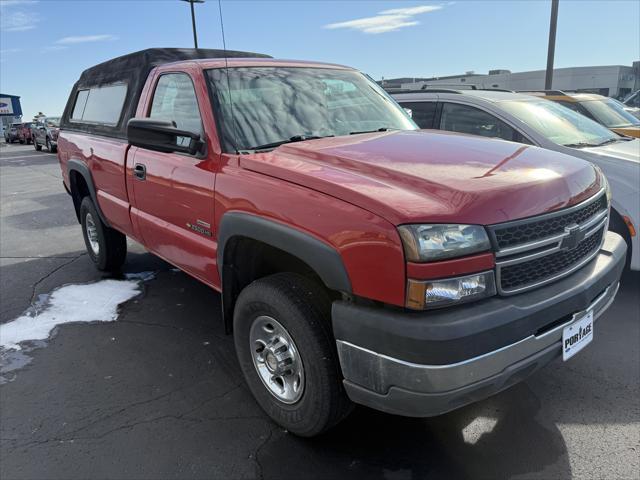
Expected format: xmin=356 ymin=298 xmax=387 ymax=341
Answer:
xmin=85 ymin=213 xmax=100 ymax=256
xmin=249 ymin=315 xmax=305 ymax=404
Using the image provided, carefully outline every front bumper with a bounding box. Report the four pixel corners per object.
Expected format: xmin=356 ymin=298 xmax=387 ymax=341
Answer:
xmin=333 ymin=231 xmax=626 ymax=417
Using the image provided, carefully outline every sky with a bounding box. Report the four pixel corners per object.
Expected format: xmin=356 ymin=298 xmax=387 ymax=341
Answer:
xmin=1 ymin=0 xmax=639 ymax=120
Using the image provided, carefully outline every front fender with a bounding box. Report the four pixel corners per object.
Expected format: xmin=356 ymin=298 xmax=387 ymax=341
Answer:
xmin=217 ymin=212 xmax=352 ymax=293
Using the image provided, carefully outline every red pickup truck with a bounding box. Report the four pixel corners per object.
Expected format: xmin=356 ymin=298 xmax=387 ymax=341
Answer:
xmin=58 ymin=48 xmax=626 ymax=437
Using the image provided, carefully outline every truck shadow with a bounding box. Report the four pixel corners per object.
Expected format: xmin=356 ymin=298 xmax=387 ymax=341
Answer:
xmin=258 ymin=383 xmax=570 ymax=479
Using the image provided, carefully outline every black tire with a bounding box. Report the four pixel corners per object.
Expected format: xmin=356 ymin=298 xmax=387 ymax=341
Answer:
xmin=233 ymin=273 xmax=352 ymax=437
xmin=46 ymin=137 xmax=56 ymax=153
xmin=609 ymin=209 xmax=632 ymax=271
xmin=34 ymin=138 xmax=42 ymax=151
xmin=80 ymin=197 xmax=127 ymax=272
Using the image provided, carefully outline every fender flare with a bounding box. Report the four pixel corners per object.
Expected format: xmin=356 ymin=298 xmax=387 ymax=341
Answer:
xmin=217 ymin=212 xmax=353 ymax=294
xmin=67 ymin=159 xmax=110 ymax=227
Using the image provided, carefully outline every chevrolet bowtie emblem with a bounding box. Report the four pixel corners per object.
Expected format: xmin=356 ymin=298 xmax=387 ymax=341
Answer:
xmin=560 ymin=224 xmax=584 ymax=251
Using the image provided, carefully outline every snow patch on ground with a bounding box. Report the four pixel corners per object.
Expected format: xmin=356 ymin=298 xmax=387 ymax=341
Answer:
xmin=0 ymin=279 xmax=141 ymax=351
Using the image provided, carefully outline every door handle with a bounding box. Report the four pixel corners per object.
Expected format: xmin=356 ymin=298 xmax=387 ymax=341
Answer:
xmin=133 ymin=163 xmax=146 ymax=180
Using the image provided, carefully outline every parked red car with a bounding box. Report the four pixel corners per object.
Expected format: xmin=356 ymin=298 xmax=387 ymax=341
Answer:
xmin=57 ymin=49 xmax=626 ymax=436
xmin=18 ymin=122 xmax=34 ymax=144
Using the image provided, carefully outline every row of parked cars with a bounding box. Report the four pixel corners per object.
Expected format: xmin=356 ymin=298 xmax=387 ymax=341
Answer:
xmin=55 ymin=48 xmax=637 ymax=437
xmin=3 ymin=117 xmax=60 ymax=152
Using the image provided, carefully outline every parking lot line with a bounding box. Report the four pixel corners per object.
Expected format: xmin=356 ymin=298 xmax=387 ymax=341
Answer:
xmin=0 ymin=153 xmax=57 ymax=160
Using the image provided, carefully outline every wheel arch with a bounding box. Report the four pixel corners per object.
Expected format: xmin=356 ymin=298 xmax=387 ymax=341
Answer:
xmin=217 ymin=212 xmax=352 ymax=333
xmin=68 ymin=159 xmax=110 ymax=227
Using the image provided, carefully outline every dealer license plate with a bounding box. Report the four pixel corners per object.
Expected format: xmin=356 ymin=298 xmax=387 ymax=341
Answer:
xmin=562 ymin=309 xmax=594 ymax=361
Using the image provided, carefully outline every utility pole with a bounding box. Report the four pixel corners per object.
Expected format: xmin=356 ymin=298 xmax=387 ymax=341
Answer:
xmin=181 ymin=0 xmax=205 ymax=49
xmin=545 ymin=0 xmax=559 ymax=89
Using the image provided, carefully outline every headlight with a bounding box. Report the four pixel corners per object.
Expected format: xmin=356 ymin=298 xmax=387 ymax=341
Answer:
xmin=603 ymin=173 xmax=612 ymax=206
xmin=593 ymin=165 xmax=611 ymax=206
xmin=406 ymin=271 xmax=496 ymax=309
xmin=398 ymin=224 xmax=491 ymax=262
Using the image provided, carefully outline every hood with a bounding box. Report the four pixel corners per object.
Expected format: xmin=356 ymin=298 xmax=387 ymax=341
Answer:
xmin=240 ymin=130 xmax=602 ymax=226
xmin=610 ymin=127 xmax=640 ymax=138
xmin=582 ymin=138 xmax=640 ymax=163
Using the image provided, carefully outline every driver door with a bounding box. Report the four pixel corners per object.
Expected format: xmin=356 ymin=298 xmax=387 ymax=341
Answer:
xmin=128 ymin=71 xmax=217 ymax=284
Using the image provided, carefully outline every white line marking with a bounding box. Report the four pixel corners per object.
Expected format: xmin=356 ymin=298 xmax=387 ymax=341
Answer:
xmin=0 ymin=154 xmax=56 ymax=160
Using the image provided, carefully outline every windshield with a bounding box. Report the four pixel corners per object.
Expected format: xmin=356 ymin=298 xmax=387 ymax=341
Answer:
xmin=579 ymin=98 xmax=640 ymax=128
xmin=46 ymin=117 xmax=60 ymax=127
xmin=500 ymin=100 xmax=618 ymax=147
xmin=206 ymin=67 xmax=416 ymax=152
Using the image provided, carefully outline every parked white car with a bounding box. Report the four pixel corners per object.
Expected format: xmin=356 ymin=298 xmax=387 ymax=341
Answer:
xmin=392 ymin=89 xmax=640 ymax=270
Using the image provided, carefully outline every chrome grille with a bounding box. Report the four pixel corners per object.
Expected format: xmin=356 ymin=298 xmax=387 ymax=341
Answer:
xmin=500 ymin=228 xmax=604 ymax=291
xmin=488 ymin=191 xmax=608 ymax=295
xmin=494 ymin=195 xmax=607 ymax=249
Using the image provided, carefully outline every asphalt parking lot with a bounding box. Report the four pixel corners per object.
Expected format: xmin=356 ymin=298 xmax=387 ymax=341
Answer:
xmin=0 ymin=141 xmax=638 ymax=479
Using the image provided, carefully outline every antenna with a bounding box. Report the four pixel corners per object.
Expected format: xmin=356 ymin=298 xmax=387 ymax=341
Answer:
xmin=218 ymin=0 xmax=240 ymax=153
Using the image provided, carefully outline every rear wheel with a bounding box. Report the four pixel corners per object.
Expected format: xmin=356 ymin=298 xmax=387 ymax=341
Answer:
xmin=80 ymin=197 xmax=127 ymax=272
xmin=233 ymin=273 xmax=352 ymax=437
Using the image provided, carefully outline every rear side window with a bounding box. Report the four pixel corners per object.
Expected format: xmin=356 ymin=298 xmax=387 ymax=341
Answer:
xmin=70 ymin=84 xmax=127 ymax=125
xmin=440 ymin=102 xmax=518 ymax=141
xmin=149 ymin=73 xmax=202 ymax=137
xmin=399 ymin=101 xmax=437 ymax=129
xmin=555 ymin=100 xmax=594 ymax=120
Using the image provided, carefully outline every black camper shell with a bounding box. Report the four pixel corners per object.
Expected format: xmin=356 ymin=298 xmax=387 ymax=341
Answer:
xmin=60 ymin=48 xmax=271 ymax=139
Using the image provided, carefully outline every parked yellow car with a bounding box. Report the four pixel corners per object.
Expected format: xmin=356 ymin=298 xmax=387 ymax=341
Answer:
xmin=520 ymin=91 xmax=640 ymax=138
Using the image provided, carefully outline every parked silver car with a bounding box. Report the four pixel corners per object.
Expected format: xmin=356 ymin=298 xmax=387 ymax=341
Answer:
xmin=392 ymin=89 xmax=640 ymax=271
xmin=32 ymin=117 xmax=60 ymax=153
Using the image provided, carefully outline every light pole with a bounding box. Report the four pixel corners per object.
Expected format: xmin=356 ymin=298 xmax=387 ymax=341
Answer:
xmin=181 ymin=0 xmax=205 ymax=49
xmin=545 ymin=0 xmax=559 ymax=89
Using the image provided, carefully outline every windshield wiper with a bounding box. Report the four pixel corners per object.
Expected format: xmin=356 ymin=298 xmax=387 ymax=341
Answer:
xmin=349 ymin=127 xmax=396 ymax=135
xmin=593 ymin=138 xmax=621 ymax=146
xmin=562 ymin=142 xmax=600 ymax=149
xmin=564 ymin=138 xmax=620 ymax=149
xmin=238 ymin=135 xmax=332 ymax=154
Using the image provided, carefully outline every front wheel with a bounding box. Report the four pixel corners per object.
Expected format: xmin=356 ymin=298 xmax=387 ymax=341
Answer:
xmin=34 ymin=138 xmax=42 ymax=151
xmin=233 ymin=273 xmax=352 ymax=437
xmin=80 ymin=197 xmax=127 ymax=272
xmin=46 ymin=137 xmax=56 ymax=153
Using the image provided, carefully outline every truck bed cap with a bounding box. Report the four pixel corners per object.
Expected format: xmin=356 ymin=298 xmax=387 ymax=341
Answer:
xmin=61 ymin=48 xmax=271 ymax=139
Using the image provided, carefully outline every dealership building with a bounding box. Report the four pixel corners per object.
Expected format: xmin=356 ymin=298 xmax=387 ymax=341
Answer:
xmin=0 ymin=94 xmax=23 ymax=136
xmin=384 ymin=62 xmax=640 ymax=98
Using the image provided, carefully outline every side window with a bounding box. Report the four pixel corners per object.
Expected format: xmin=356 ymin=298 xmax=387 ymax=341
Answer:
xmin=556 ymin=100 xmax=593 ymax=120
xmin=149 ymin=73 xmax=202 ymax=146
xmin=70 ymin=84 xmax=127 ymax=125
xmin=440 ymin=103 xmax=517 ymax=141
xmin=399 ymin=101 xmax=437 ymax=129
xmin=71 ymin=90 xmax=89 ymax=120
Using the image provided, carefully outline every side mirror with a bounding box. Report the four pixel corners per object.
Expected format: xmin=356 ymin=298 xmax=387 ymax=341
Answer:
xmin=127 ymin=118 xmax=204 ymax=155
